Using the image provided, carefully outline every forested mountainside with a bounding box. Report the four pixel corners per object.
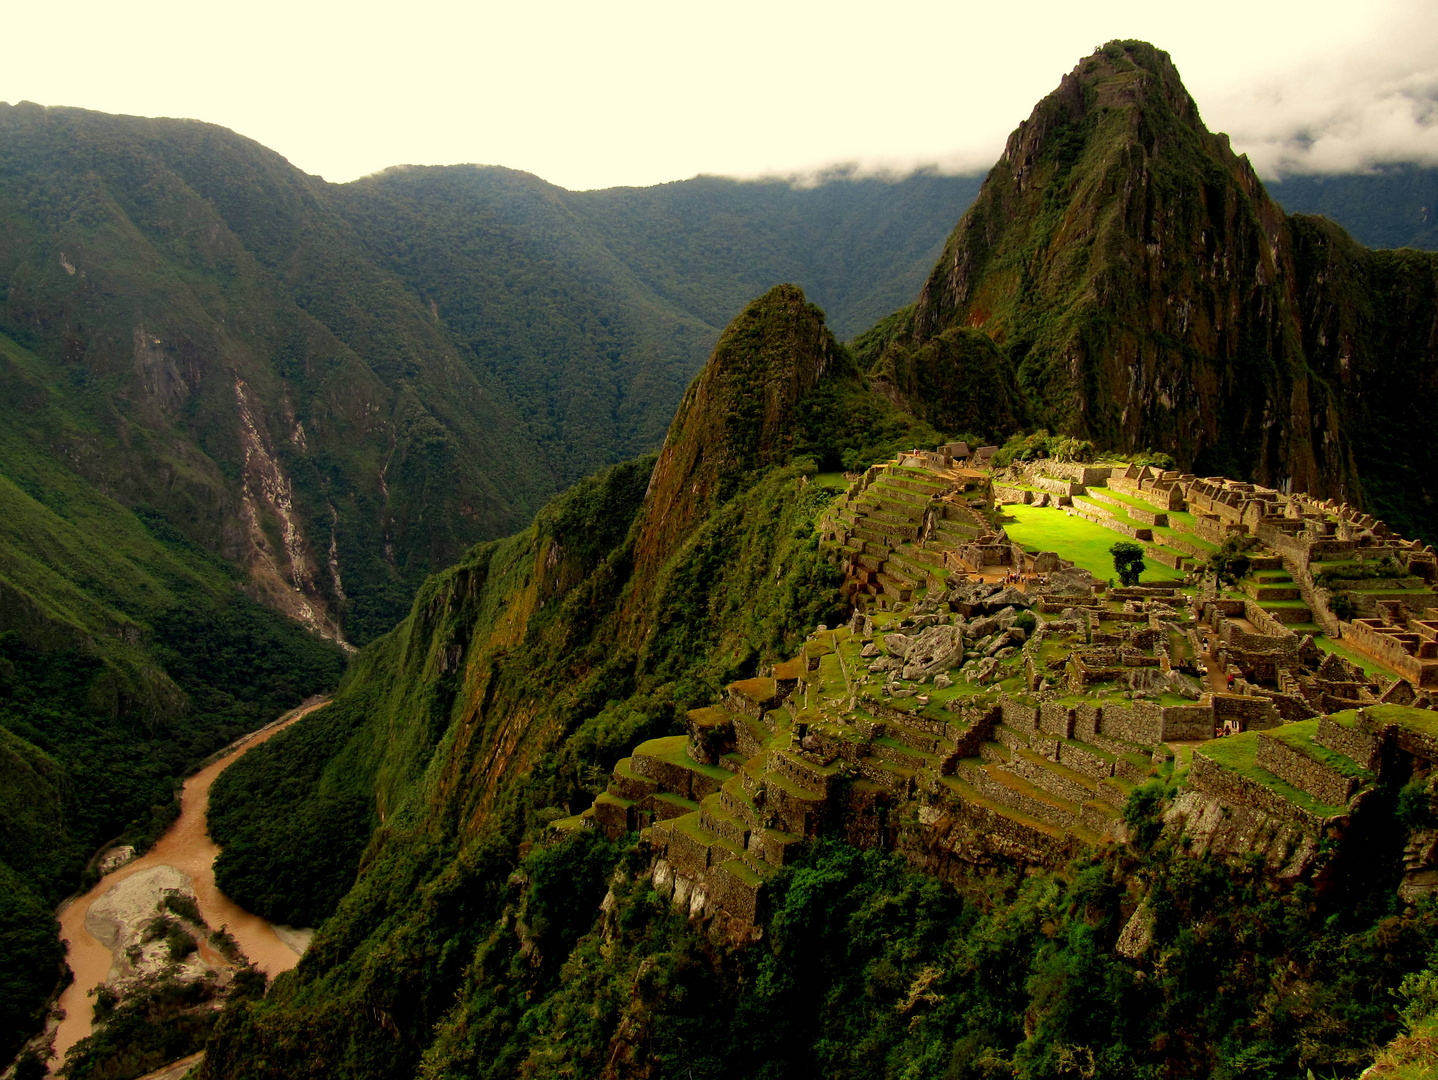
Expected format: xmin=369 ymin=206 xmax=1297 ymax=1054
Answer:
xmin=1270 ymin=164 xmax=1438 ymax=252
xmin=0 ymin=102 xmax=978 ymax=644
xmin=0 ymin=321 xmax=346 ymax=1062
xmin=169 ymin=42 xmax=1438 ymax=1080
xmin=337 ymin=167 xmax=981 ymax=480
xmin=865 ymin=41 xmax=1438 ymax=544
xmin=11 ymin=37 xmax=1438 ymax=1080
xmin=193 ymin=285 xmax=1438 ymax=1080
xmin=0 ymin=108 xmax=970 ymax=1072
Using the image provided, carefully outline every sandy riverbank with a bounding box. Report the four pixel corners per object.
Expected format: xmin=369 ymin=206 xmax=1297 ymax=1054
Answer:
xmin=48 ymin=697 xmax=329 ymax=1071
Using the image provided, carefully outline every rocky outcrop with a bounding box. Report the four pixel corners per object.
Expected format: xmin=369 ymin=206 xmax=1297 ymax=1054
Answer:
xmin=886 ymin=39 xmax=1438 ymax=543
xmin=625 ymin=285 xmax=844 ymax=620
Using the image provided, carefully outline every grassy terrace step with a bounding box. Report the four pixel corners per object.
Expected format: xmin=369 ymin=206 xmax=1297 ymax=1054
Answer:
xmin=935 ymin=522 xmax=982 ymax=543
xmin=1261 ymin=720 xmax=1374 ymax=780
xmin=936 ymin=774 xmax=1063 ymax=838
xmin=995 ymin=723 xmax=1033 ymax=751
xmin=653 ymin=792 xmax=701 ymax=820
xmin=1013 ymin=745 xmax=1101 ymax=792
xmin=856 ymin=506 xmax=924 ymax=527
xmin=672 ymin=811 xmax=772 ymax=878
xmin=877 ymin=566 xmax=917 ymax=588
xmin=848 ymin=525 xmax=895 ymax=547
xmin=873 ymin=475 xmax=937 ymax=497
xmin=860 ymin=756 xmax=917 ymax=792
xmin=1096 ymin=775 xmax=1137 ymax=808
xmin=763 ymin=766 xmax=826 ymax=801
xmin=1197 ymin=736 xmax=1351 ymax=818
xmin=1060 ymin=736 xmax=1117 ymax=765
xmin=1088 ymin=484 xmax=1171 ymax=516
xmin=981 ymin=740 xmax=1013 ymax=765
xmin=872 ymin=733 xmax=940 ymax=770
xmin=1072 ymin=495 xmax=1157 ymax=532
xmin=633 ymin=735 xmax=732 ymax=793
xmin=887 ymin=549 xmax=946 ymax=582
xmin=956 ymin=760 xmax=1084 ymax=830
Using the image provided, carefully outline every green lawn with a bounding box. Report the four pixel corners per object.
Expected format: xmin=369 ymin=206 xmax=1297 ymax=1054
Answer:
xmin=1001 ymin=504 xmax=1186 ymax=584
xmin=1315 ymin=637 xmax=1400 ymax=680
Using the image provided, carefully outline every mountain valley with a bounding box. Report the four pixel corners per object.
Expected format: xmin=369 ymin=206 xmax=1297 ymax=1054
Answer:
xmin=5 ymin=37 xmax=1438 ymax=1080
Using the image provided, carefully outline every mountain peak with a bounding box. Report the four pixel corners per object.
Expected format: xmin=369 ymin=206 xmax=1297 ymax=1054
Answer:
xmin=629 ymin=284 xmax=838 ymax=573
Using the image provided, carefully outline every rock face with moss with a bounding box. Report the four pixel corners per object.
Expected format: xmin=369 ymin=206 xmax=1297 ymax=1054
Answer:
xmin=628 ymin=285 xmax=841 ymax=589
xmin=876 ymin=40 xmax=1438 ymax=541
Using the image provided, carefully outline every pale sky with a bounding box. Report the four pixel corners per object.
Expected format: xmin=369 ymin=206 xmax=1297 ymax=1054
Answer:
xmin=6 ymin=0 xmax=1437 ymax=190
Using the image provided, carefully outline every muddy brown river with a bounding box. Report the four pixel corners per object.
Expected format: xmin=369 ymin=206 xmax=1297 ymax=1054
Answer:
xmin=50 ymin=698 xmax=329 ymax=1070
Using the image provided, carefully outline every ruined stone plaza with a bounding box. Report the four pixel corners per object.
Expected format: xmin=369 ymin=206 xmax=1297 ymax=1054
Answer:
xmin=560 ymin=451 xmax=1438 ymax=936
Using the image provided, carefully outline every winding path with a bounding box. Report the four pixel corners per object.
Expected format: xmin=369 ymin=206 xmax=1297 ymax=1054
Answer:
xmin=49 ymin=697 xmax=330 ymax=1070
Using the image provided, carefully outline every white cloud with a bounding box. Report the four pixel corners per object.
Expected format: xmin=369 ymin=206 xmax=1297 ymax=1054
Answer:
xmin=1197 ymin=5 xmax=1438 ymax=177
xmin=1 ymin=0 xmax=1435 ymax=189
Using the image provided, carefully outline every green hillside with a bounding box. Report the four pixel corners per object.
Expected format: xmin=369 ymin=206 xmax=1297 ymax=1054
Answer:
xmin=1270 ymin=164 xmax=1438 ymax=251
xmin=0 ymin=331 xmax=346 ymax=1062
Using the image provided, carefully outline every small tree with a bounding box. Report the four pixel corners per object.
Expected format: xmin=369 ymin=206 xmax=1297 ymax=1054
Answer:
xmin=1208 ymin=536 xmax=1252 ymax=585
xmin=1109 ymin=541 xmax=1145 ymax=586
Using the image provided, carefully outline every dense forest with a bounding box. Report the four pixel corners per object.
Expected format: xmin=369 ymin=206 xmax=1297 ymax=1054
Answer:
xmin=0 ymin=306 xmax=350 ymax=1064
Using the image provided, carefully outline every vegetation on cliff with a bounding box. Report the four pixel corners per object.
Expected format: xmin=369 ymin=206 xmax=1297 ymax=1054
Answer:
xmin=196 ymin=287 xmax=930 ymax=1074
xmin=0 ymin=327 xmax=345 ymax=1063
xmin=199 ymin=274 xmax=1438 ymax=1079
xmin=875 ymin=40 xmax=1438 ymax=542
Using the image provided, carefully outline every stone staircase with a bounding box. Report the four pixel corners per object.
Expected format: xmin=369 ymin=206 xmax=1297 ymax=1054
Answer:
xmin=825 ymin=464 xmax=984 ymax=602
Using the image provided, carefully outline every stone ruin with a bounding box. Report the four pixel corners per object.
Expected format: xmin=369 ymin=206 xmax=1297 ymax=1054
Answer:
xmin=552 ymin=452 xmax=1438 ymax=937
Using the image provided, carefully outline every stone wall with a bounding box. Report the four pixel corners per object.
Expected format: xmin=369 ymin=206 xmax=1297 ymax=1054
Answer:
xmin=1160 ymin=704 xmax=1215 ymax=740
xmin=1099 ymin=702 xmax=1163 ymax=744
xmin=1039 ymin=702 xmax=1075 ymax=738
xmin=1189 ymin=752 xmax=1330 ymax=828
xmin=1254 ymin=735 xmax=1360 ymax=806
xmin=1001 ymin=696 xmax=1040 ymax=733
xmin=1343 ymin=620 xmax=1438 ymax=687
xmin=1244 ymin=600 xmax=1302 ymax=639
xmin=1059 ymin=740 xmax=1116 ymax=780
xmin=1040 ymin=462 xmax=1114 ymax=486
xmin=1212 ymin=694 xmax=1279 ymax=731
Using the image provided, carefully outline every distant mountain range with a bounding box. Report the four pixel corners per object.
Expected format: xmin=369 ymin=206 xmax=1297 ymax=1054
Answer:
xmin=1268 ymin=164 xmax=1438 ymax=251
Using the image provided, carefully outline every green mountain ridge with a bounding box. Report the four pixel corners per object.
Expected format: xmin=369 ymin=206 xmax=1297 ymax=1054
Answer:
xmin=171 ymin=43 xmax=1438 ymax=1080
xmin=9 ymin=38 xmax=1438 ymax=1079
xmin=879 ymin=41 xmax=1438 ymax=541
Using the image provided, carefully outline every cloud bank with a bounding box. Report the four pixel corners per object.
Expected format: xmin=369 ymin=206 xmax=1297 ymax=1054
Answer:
xmin=1199 ymin=5 xmax=1438 ymax=177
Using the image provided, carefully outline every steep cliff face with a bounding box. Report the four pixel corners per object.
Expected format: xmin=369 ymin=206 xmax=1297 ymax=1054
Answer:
xmin=628 ymin=284 xmax=840 ymax=586
xmin=889 ymin=40 xmax=1438 ymax=538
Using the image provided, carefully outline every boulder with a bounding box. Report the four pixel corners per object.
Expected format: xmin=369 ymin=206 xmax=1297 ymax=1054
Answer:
xmin=982 ymin=587 xmax=1032 ymax=611
xmin=884 ymin=633 xmax=912 ymax=658
xmin=968 ymin=616 xmax=1000 ymax=639
xmin=933 ymin=673 xmax=953 ymax=690
xmin=900 ymin=625 xmax=966 ymax=682
xmin=860 ymin=642 xmax=880 ymax=659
